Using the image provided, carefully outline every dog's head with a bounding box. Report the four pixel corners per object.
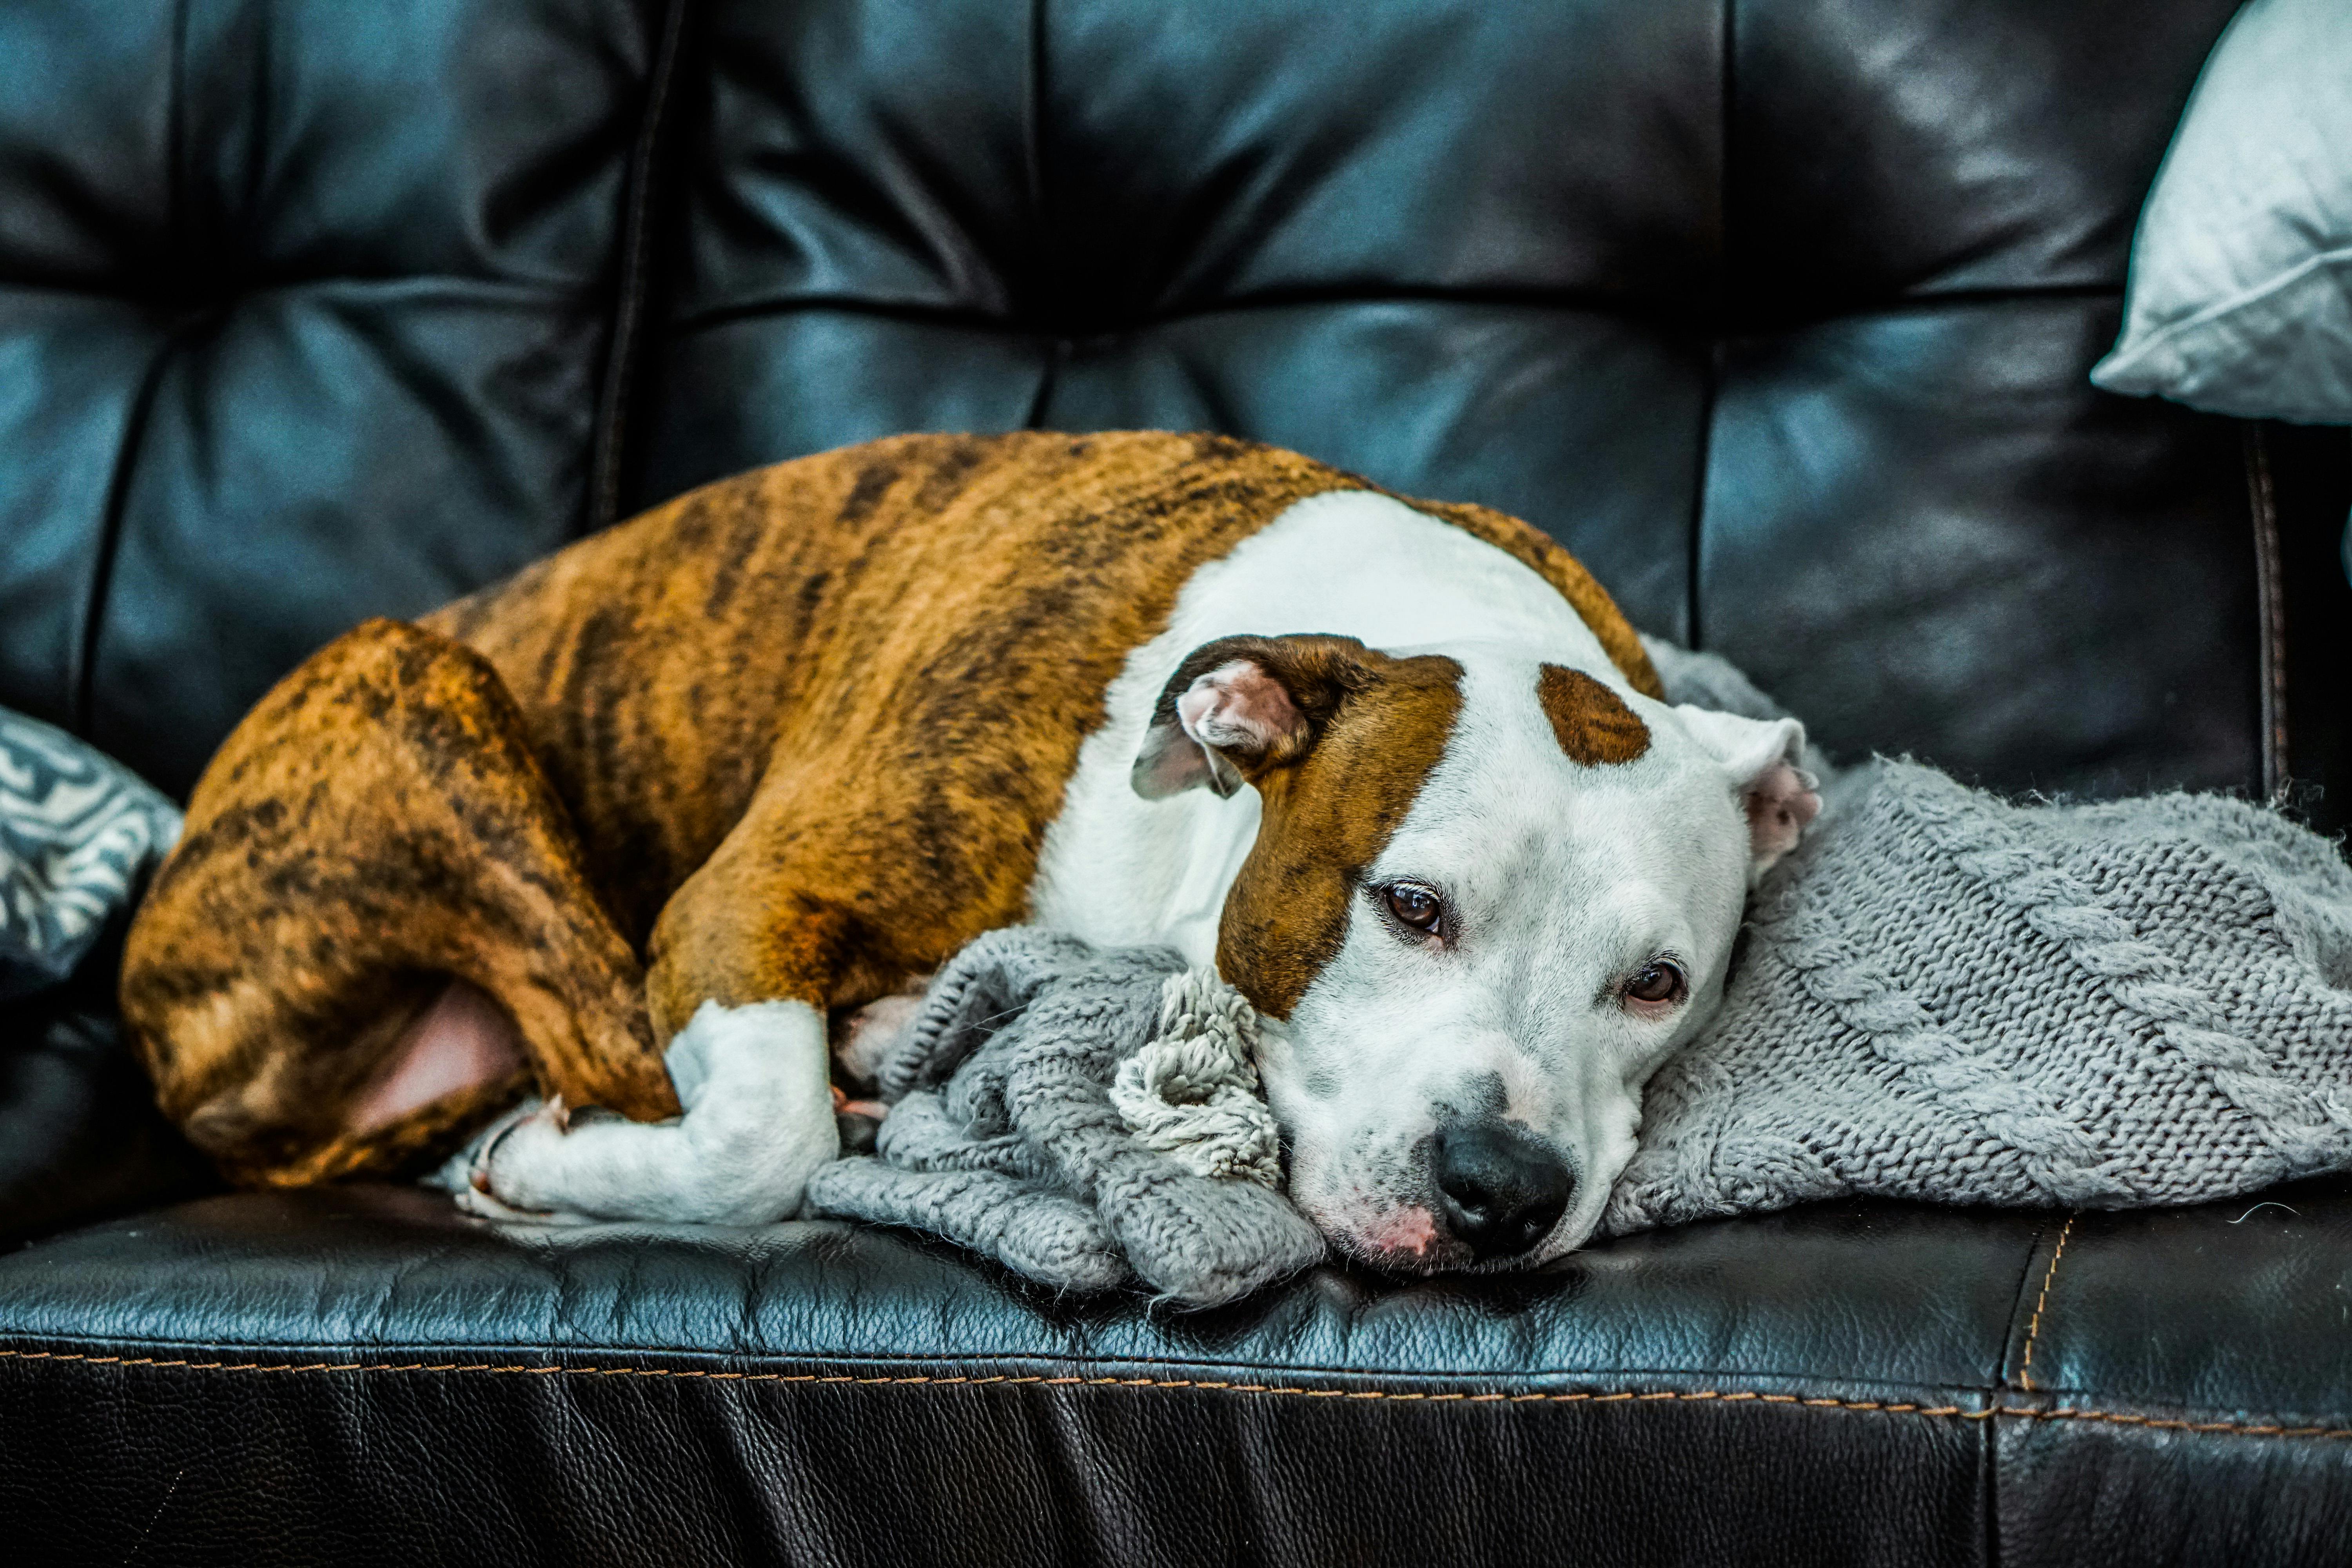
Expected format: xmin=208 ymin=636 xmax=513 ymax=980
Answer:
xmin=1132 ymin=632 xmax=1816 ymax=1271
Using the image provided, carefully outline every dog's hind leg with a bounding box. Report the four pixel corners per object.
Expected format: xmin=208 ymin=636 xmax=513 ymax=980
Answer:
xmin=456 ymin=837 xmax=860 ymax=1223
xmin=461 ymin=744 xmax=1019 ymax=1223
xmin=122 ymin=618 xmax=678 ymax=1187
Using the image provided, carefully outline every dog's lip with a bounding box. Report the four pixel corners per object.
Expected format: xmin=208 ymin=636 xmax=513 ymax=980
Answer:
xmin=1306 ymin=1192 xmax=1598 ymax=1276
xmin=1341 ymin=1229 xmax=1577 ymax=1276
xmin=1307 ymin=1198 xmax=1479 ymax=1275
xmin=1350 ymin=1242 xmax=1468 ymax=1276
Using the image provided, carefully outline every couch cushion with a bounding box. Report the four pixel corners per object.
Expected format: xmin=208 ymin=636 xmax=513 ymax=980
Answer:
xmin=1991 ymin=1193 xmax=2352 ymax=1565
xmin=4 ymin=1180 xmax=2350 ymax=1564
xmin=0 ymin=987 xmax=214 ymax=1249
xmin=0 ymin=0 xmax=665 ymax=799
xmin=3 ymin=4 xmax=2351 ymax=1563
xmin=626 ymin=0 xmax=2306 ymax=808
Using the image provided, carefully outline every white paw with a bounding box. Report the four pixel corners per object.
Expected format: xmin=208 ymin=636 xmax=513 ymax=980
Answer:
xmin=456 ymin=1000 xmax=839 ymax=1225
xmin=435 ymin=1097 xmax=598 ymax=1225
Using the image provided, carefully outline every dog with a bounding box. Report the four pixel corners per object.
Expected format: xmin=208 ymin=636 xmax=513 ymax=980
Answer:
xmin=121 ymin=431 xmax=1817 ymax=1271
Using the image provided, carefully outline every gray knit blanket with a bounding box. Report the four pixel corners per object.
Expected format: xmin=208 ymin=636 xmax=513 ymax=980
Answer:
xmin=1607 ymin=641 xmax=2352 ymax=1230
xmin=808 ymin=643 xmax=2352 ymax=1301
xmin=803 ymin=931 xmax=1324 ymax=1308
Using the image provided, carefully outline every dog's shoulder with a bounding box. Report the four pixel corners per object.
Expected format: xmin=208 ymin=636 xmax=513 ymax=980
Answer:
xmin=1378 ymin=490 xmax=1662 ymax=699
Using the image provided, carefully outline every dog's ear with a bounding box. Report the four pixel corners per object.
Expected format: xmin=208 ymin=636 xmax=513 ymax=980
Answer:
xmin=1673 ymin=707 xmax=1821 ymax=880
xmin=1132 ymin=635 xmax=1373 ymax=800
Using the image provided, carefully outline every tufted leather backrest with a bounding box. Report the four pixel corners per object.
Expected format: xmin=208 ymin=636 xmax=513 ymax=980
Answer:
xmin=0 ymin=0 xmax=662 ymax=796
xmin=3 ymin=0 xmax=2347 ymax=821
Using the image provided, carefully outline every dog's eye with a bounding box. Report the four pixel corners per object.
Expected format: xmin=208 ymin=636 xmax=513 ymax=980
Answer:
xmin=1622 ymin=961 xmax=1684 ymax=1006
xmin=1382 ymin=882 xmax=1443 ymax=935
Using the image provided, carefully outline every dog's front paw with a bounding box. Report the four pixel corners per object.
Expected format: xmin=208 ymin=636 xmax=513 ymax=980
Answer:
xmin=443 ymin=1096 xmax=590 ymax=1224
xmin=462 ymin=1094 xmax=567 ymax=1216
xmin=453 ymin=1180 xmax=583 ymax=1225
xmin=451 ymin=1000 xmax=841 ymax=1225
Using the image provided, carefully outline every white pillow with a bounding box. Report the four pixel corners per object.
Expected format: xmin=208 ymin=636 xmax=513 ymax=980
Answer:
xmin=2091 ymin=0 xmax=2352 ymax=424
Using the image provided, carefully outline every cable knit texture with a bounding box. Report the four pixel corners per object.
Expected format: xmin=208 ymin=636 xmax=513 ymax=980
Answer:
xmin=1601 ymin=757 xmax=2352 ymax=1231
xmin=1603 ymin=636 xmax=2352 ymax=1230
xmin=802 ymin=929 xmax=1323 ymax=1307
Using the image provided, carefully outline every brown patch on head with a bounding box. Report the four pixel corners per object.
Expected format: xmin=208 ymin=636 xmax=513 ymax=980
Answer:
xmin=1209 ymin=639 xmax=1465 ymax=1019
xmin=1537 ymin=664 xmax=1650 ymax=766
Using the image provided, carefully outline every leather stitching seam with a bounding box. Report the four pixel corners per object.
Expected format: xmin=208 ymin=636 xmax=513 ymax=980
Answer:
xmin=588 ymin=0 xmax=690 ymax=530
xmin=2243 ymin=423 xmax=2289 ymax=798
xmin=2016 ymin=1213 xmax=2074 ymax=1392
xmin=3 ymin=1348 xmax=2344 ymax=1441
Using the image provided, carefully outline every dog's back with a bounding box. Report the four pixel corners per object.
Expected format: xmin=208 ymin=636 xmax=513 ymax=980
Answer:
xmin=418 ymin=430 xmax=1362 ymax=941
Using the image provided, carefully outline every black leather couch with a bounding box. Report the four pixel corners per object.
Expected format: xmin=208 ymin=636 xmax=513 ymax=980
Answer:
xmin=5 ymin=2 xmax=2350 ymax=1563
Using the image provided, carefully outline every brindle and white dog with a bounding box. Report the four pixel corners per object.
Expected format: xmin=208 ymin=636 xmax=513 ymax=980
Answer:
xmin=122 ymin=431 xmax=1816 ymax=1272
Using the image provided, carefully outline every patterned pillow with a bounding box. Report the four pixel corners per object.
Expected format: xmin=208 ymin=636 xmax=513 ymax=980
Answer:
xmin=0 ymin=709 xmax=181 ymax=1002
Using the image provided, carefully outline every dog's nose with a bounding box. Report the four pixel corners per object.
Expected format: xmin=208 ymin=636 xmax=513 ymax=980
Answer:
xmin=1432 ymin=1121 xmax=1573 ymax=1259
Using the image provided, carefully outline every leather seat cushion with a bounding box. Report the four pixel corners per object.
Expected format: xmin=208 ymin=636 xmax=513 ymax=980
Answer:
xmin=5 ymin=1180 xmax=2351 ymax=1564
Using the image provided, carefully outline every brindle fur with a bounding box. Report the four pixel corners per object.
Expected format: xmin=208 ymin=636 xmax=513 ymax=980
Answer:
xmin=121 ymin=431 xmax=1661 ymax=1187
